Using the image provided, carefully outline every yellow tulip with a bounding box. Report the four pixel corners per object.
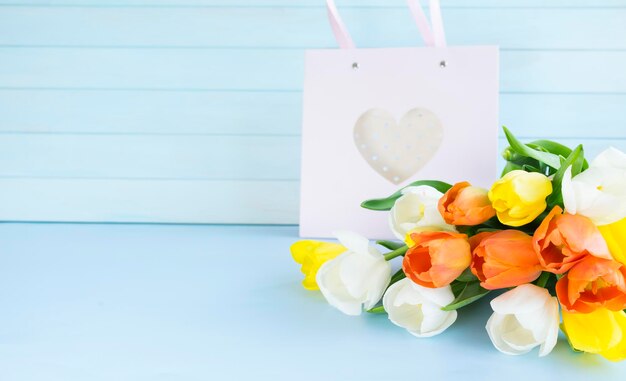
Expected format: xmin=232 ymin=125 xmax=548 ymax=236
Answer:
xmin=599 ymin=217 xmax=626 ymax=266
xmin=488 ymin=170 xmax=552 ymax=227
xmin=562 ymin=308 xmax=626 ymax=362
xmin=290 ymin=240 xmax=345 ymax=290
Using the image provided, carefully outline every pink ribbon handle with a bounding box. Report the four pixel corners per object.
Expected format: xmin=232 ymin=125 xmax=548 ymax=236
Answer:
xmin=326 ymin=0 xmax=446 ymax=49
xmin=428 ymin=0 xmax=447 ymax=47
xmin=407 ymin=0 xmax=435 ymax=47
xmin=326 ymin=0 xmax=356 ymax=49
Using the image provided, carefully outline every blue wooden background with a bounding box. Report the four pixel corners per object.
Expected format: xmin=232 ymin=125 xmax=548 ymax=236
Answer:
xmin=0 ymin=0 xmax=625 ymax=224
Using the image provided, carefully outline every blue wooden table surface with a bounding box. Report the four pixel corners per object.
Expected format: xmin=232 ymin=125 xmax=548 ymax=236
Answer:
xmin=0 ymin=223 xmax=625 ymax=380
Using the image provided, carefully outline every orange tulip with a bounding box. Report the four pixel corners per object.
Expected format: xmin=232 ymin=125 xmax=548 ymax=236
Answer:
xmin=556 ymin=256 xmax=626 ymax=313
xmin=533 ymin=206 xmax=611 ymax=274
xmin=470 ymin=230 xmax=542 ymax=290
xmin=402 ymin=231 xmax=471 ymax=288
xmin=438 ymin=181 xmax=496 ymax=226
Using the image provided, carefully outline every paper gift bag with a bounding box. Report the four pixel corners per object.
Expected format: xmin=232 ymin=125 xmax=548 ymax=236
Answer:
xmin=299 ymin=0 xmax=499 ymax=239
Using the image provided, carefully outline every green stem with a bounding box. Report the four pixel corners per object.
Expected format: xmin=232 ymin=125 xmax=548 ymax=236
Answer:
xmin=383 ymin=245 xmax=408 ymax=261
xmin=535 ymin=271 xmax=551 ymax=288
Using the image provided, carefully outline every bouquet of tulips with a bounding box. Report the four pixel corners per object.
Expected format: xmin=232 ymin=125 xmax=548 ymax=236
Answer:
xmin=291 ymin=127 xmax=626 ymax=361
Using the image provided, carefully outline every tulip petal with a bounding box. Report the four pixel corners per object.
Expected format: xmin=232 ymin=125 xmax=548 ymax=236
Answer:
xmin=490 ymin=284 xmax=550 ymax=316
xmin=334 ymin=231 xmax=371 ymax=256
xmin=599 ymin=217 xmax=626 ymax=265
xmin=562 ymin=166 xmax=577 ymax=215
xmin=394 ymin=279 xmax=426 ymax=306
xmin=316 ymin=254 xmax=363 ymax=316
xmin=486 ymin=313 xmax=535 ymax=355
xmin=383 ymin=278 xmax=456 ymax=338
xmin=339 ymin=252 xmax=376 ymax=299
xmin=412 ymin=282 xmax=455 ymax=307
xmin=562 ymin=308 xmax=623 ymax=353
xmin=415 ymin=309 xmax=457 ymax=338
xmin=511 ymin=172 xmax=552 ymax=205
xmin=592 ymin=147 xmax=626 ymax=170
xmin=567 ymin=167 xmax=626 ymax=225
xmin=389 ymin=186 xmax=454 ymax=239
xmin=482 ymin=267 xmax=542 ymax=290
xmin=486 ymin=285 xmax=560 ymax=357
xmin=538 ymin=297 xmax=560 ymax=357
xmin=363 ymin=259 xmax=391 ymax=310
xmin=384 ymin=280 xmax=424 ymax=332
xmin=600 ymin=311 xmax=626 ymax=361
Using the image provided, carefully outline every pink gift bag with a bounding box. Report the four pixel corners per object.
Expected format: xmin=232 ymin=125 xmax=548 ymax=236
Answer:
xmin=299 ymin=0 xmax=499 ymax=239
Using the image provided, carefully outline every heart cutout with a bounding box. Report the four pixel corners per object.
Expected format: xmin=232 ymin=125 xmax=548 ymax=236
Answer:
xmin=353 ymin=108 xmax=444 ymax=184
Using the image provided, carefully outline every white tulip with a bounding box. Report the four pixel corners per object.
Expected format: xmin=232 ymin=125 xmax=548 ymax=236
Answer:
xmin=486 ymin=284 xmax=559 ymax=357
xmin=562 ymin=147 xmax=626 ymax=225
xmin=382 ymin=278 xmax=457 ymax=337
xmin=388 ymin=185 xmax=456 ymax=240
xmin=591 ymin=146 xmax=626 ymax=170
xmin=316 ymin=231 xmax=391 ymax=316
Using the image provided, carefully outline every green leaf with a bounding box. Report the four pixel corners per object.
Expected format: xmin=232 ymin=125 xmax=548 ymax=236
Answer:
xmin=376 ymin=240 xmax=405 ymax=251
xmin=455 ymin=268 xmax=478 ymax=283
xmin=366 ymin=305 xmax=386 ymax=314
xmin=521 ymin=164 xmax=543 ymax=173
xmin=546 ymin=144 xmax=583 ymax=206
xmin=450 ymin=280 xmax=466 ymax=297
xmin=571 ymin=147 xmax=586 ymax=176
xmin=529 ymin=140 xmax=573 ymax=158
xmin=530 ymin=140 xmax=589 ymax=171
xmin=361 ymin=180 xmax=452 ymax=211
xmin=442 ymin=282 xmax=490 ymax=311
xmin=502 ymin=126 xmax=562 ymax=169
xmin=389 ymin=268 xmax=407 ymax=286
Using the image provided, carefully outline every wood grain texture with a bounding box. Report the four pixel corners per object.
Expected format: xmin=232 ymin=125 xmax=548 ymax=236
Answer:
xmin=1 ymin=48 xmax=625 ymax=92
xmin=0 ymin=135 xmax=622 ymax=181
xmin=1 ymin=91 xmax=625 ymax=138
xmin=0 ymin=1 xmax=624 ymax=223
xmin=1 ymin=1 xmax=626 ymax=7
xmin=1 ymin=7 xmax=625 ymax=49
xmin=0 ymin=178 xmax=299 ymax=223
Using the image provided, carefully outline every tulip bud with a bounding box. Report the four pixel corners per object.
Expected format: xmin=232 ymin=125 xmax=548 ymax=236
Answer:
xmin=389 ymin=185 xmax=456 ymax=241
xmin=533 ymin=206 xmax=612 ymax=274
xmin=486 ymin=284 xmax=559 ymax=357
xmin=290 ymin=240 xmax=346 ymax=290
xmin=403 ymin=231 xmax=471 ymax=288
xmin=316 ymin=231 xmax=391 ymax=316
xmin=470 ymin=230 xmax=542 ymax=290
xmin=438 ymin=181 xmax=496 ymax=226
xmin=488 ymin=170 xmax=552 ymax=227
xmin=383 ymin=278 xmax=457 ymax=337
xmin=555 ymin=256 xmax=626 ymax=313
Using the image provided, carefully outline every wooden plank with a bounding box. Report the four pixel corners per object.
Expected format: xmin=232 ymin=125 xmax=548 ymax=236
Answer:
xmin=0 ymin=178 xmax=299 ymax=223
xmin=0 ymin=135 xmax=622 ymax=180
xmin=1 ymin=48 xmax=626 ymax=92
xmin=1 ymin=1 xmax=624 ymax=7
xmin=1 ymin=90 xmax=625 ymax=138
xmin=0 ymin=134 xmax=301 ymax=180
xmin=0 ymin=7 xmax=625 ymax=49
xmin=0 ymin=134 xmax=623 ymax=224
xmin=0 ymin=90 xmax=302 ymax=135
xmin=500 ymin=93 xmax=626 ymax=139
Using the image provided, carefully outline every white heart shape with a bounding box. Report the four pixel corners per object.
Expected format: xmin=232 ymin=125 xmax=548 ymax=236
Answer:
xmin=353 ymin=108 xmax=444 ymax=184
